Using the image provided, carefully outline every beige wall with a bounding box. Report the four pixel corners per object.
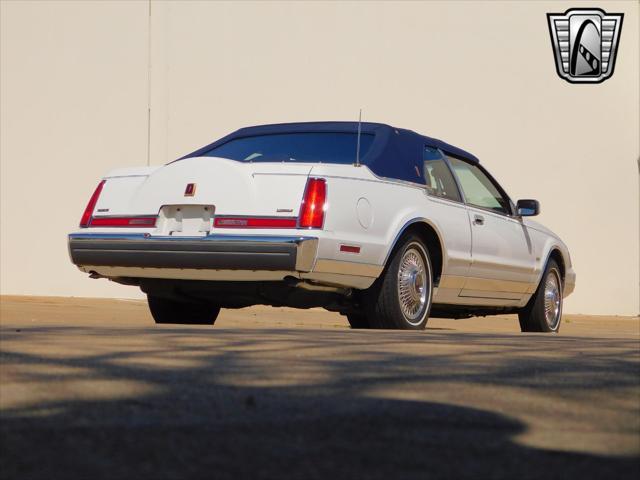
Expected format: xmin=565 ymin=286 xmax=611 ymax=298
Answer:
xmin=1 ymin=1 xmax=638 ymax=315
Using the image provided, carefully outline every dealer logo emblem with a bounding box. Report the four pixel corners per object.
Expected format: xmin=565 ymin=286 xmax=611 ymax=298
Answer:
xmin=547 ymin=8 xmax=623 ymax=84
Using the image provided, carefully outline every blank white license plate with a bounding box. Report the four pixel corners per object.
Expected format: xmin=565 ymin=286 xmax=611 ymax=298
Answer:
xmin=157 ymin=205 xmax=214 ymax=236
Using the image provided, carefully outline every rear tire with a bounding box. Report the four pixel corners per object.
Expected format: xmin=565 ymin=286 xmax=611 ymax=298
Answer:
xmin=364 ymin=235 xmax=433 ymax=330
xmin=147 ymin=295 xmax=220 ymax=325
xmin=346 ymin=312 xmax=370 ymax=329
xmin=518 ymin=259 xmax=563 ymax=333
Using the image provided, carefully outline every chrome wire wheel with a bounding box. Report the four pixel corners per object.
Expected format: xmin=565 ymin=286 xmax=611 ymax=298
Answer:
xmin=544 ymin=268 xmax=562 ymax=330
xmin=397 ymin=243 xmax=431 ymax=325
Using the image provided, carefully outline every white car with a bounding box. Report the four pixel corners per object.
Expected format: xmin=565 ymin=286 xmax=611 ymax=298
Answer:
xmin=68 ymin=122 xmax=575 ymax=331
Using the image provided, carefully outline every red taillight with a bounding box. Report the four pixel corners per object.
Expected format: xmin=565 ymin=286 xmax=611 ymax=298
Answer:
xmin=89 ymin=216 xmax=157 ymax=227
xmin=79 ymin=180 xmax=106 ymax=228
xmin=299 ymin=178 xmax=327 ymax=229
xmin=214 ymin=217 xmax=297 ymax=228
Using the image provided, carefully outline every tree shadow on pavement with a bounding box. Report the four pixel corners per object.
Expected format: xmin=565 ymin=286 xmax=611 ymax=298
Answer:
xmin=0 ymin=325 xmax=639 ymax=479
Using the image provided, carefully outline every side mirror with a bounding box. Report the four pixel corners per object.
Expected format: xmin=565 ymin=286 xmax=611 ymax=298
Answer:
xmin=516 ymin=199 xmax=540 ymax=217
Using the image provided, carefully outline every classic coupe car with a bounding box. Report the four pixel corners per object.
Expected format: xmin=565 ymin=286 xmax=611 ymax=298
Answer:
xmin=68 ymin=122 xmax=575 ymax=331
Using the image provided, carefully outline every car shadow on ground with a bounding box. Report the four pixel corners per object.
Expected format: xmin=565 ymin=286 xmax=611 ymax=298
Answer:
xmin=1 ymin=325 xmax=639 ymax=479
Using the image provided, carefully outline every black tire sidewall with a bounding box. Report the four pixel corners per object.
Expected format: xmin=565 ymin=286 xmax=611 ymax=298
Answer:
xmin=148 ymin=295 xmax=220 ymax=325
xmin=346 ymin=313 xmax=369 ymax=329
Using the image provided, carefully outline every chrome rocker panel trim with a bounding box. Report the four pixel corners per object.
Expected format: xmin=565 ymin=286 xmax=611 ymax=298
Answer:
xmin=68 ymin=233 xmax=318 ymax=273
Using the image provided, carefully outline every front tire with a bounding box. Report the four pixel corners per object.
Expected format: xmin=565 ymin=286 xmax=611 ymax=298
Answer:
xmin=364 ymin=235 xmax=433 ymax=330
xmin=518 ymin=259 xmax=563 ymax=333
xmin=147 ymin=295 xmax=220 ymax=325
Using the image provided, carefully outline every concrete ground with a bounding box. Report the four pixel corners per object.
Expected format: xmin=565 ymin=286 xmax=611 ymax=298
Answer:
xmin=0 ymin=295 xmax=638 ymax=479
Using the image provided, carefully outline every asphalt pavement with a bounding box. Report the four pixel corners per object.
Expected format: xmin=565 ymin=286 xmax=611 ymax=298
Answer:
xmin=1 ymin=296 xmax=638 ymax=479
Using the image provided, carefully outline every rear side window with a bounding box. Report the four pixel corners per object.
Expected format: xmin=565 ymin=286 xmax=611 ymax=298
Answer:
xmin=423 ymin=147 xmax=461 ymax=202
xmin=203 ymin=132 xmax=375 ymax=164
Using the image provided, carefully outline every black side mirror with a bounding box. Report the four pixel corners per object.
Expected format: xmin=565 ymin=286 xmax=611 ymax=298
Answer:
xmin=516 ymin=199 xmax=540 ymax=217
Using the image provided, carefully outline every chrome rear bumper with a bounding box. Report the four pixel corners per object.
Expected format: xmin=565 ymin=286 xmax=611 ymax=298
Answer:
xmin=68 ymin=233 xmax=318 ymax=272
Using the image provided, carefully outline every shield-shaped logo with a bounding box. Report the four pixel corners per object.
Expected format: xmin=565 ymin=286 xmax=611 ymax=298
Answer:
xmin=547 ymin=8 xmax=624 ymax=84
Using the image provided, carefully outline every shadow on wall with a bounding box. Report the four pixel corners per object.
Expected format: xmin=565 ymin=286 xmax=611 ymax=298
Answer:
xmin=0 ymin=326 xmax=639 ymax=479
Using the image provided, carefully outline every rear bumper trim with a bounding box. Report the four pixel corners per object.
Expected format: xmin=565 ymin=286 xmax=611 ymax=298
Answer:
xmin=68 ymin=233 xmax=318 ymax=272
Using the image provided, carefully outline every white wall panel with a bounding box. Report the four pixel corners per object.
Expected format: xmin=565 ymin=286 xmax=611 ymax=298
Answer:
xmin=1 ymin=1 xmax=638 ymax=314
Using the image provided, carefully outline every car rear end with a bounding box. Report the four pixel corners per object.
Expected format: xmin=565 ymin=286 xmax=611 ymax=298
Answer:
xmin=68 ymin=159 xmax=327 ymax=284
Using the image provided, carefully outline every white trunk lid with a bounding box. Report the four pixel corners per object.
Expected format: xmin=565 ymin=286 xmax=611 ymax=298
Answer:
xmin=98 ymin=157 xmax=312 ymax=219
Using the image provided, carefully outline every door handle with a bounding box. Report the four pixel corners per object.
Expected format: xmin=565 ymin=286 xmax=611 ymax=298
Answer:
xmin=473 ymin=214 xmax=485 ymax=225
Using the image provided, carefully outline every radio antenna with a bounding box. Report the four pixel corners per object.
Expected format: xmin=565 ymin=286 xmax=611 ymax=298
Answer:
xmin=355 ymin=109 xmax=362 ymax=167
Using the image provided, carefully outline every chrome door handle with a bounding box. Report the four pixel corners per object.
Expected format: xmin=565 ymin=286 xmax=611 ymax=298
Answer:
xmin=473 ymin=214 xmax=485 ymax=225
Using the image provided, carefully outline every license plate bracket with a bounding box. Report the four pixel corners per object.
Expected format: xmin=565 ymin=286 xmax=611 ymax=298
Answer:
xmin=156 ymin=205 xmax=214 ymax=236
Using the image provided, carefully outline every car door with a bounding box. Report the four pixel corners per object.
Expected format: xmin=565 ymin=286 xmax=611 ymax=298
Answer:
xmin=422 ymin=148 xmax=472 ymax=302
xmin=447 ymin=157 xmax=535 ymax=301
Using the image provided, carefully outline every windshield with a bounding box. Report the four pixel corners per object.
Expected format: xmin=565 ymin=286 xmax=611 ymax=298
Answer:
xmin=202 ymin=132 xmax=375 ymax=164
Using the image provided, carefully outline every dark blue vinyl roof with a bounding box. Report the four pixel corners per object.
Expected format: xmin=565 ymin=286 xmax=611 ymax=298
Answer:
xmin=179 ymin=122 xmax=479 ymax=183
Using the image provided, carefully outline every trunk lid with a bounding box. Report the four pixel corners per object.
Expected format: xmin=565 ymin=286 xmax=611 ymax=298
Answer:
xmin=99 ymin=157 xmax=312 ymax=219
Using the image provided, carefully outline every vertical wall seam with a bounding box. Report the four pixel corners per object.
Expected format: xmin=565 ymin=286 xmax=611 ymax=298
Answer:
xmin=146 ymin=0 xmax=152 ymax=166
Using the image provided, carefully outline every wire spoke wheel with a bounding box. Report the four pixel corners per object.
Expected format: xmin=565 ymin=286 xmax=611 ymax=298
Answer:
xmin=397 ymin=245 xmax=430 ymax=324
xmin=518 ymin=259 xmax=563 ymax=333
xmin=364 ymin=235 xmax=433 ymax=330
xmin=544 ymin=268 xmax=562 ymax=330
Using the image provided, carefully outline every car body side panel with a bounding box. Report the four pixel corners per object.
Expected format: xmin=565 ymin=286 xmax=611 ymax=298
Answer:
xmin=524 ymin=219 xmax=576 ymax=299
xmin=306 ymin=165 xmax=473 ymax=300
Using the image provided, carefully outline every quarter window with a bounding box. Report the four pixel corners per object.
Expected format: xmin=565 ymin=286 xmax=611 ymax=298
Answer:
xmin=448 ymin=158 xmax=510 ymax=214
xmin=423 ymin=147 xmax=461 ymax=202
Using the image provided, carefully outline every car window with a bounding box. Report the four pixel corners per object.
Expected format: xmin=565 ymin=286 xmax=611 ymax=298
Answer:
xmin=423 ymin=147 xmax=461 ymax=202
xmin=203 ymin=132 xmax=375 ymax=164
xmin=448 ymin=157 xmax=510 ymax=214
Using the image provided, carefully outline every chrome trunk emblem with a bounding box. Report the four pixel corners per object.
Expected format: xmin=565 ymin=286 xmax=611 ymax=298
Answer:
xmin=184 ymin=183 xmax=196 ymax=196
